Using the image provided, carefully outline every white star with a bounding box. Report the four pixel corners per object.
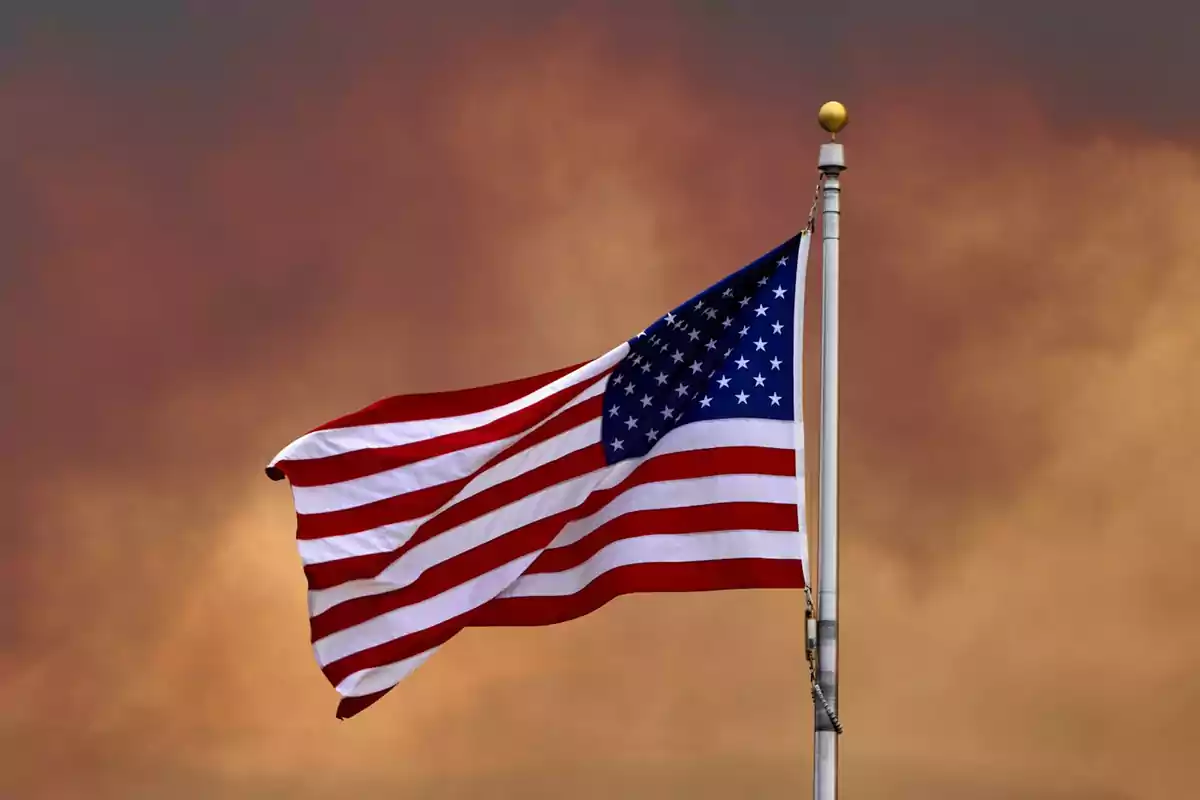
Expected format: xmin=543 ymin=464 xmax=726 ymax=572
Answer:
xmin=724 ymin=348 xmax=733 ymax=358
xmin=689 ymin=360 xmax=704 ymax=374
xmin=671 ymin=350 xmax=684 ymax=363
xmin=694 ymin=300 xmax=705 ymax=311
xmin=704 ymin=307 xmax=718 ymax=319
xmin=753 ymin=373 xmax=766 ymax=387
xmin=608 ymin=405 xmax=620 ymax=417
xmin=632 ymin=354 xmax=643 ymax=365
xmin=717 ymin=375 xmax=731 ymax=389
xmin=771 ymin=321 xmax=784 ymax=334
xmin=613 ymin=374 xmax=624 ymax=385
xmin=655 ymin=372 xmax=669 ymax=386
xmin=772 ymin=285 xmax=787 ymax=299
xmin=738 ymin=326 xmax=750 ymax=337
xmin=665 ymin=312 xmax=676 ymax=325
xmin=758 ymin=275 xmax=771 ymax=286
xmin=722 ymin=317 xmax=733 ymax=328
xmin=661 ymin=406 xmax=675 ymax=419
xmin=769 ymin=357 xmax=782 ymax=370
xmin=754 ymin=304 xmax=768 ymax=317
xmin=739 ymin=296 xmax=752 ymax=307
xmin=675 ymin=384 xmax=690 ymax=398
xmin=623 ymin=383 xmax=635 ymax=395
xmin=624 ymin=416 xmax=639 ymax=430
xmin=611 ymin=438 xmax=624 ymax=450
xmin=640 ymin=362 xmax=652 ymax=373
xmin=735 ymin=391 xmax=749 ymax=404
xmin=646 ymin=428 xmax=659 ymax=442
xmin=705 ymin=339 xmax=717 ymax=351
xmin=640 ymin=394 xmax=653 ymax=407
xmin=722 ymin=288 xmax=734 ymax=298
xmin=753 ymin=338 xmax=767 ymax=351
xmin=687 ymin=329 xmax=700 ymax=342
xmin=734 ymin=356 xmax=750 ymax=369
xmin=777 ymin=255 xmax=789 ymax=266
xmin=699 ymin=395 xmax=713 ymax=408
xmin=768 ymin=393 xmax=782 ymax=406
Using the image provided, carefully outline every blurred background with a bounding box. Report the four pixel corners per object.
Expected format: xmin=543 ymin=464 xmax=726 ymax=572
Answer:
xmin=3 ymin=2 xmax=1199 ymax=797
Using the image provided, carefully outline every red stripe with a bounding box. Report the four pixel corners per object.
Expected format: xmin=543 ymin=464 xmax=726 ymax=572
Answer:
xmin=306 ymin=550 xmax=400 ymax=593
xmin=322 ymin=556 xmax=804 ymax=694
xmin=479 ymin=395 xmax=602 ymax=470
xmin=308 ymin=501 xmax=796 ymax=642
xmin=296 ymin=397 xmax=603 ymax=542
xmin=386 ymin=445 xmax=607 ymax=557
xmin=309 ymin=511 xmax=568 ymax=641
xmin=470 ymin=558 xmax=806 ymax=627
xmin=313 ymin=448 xmax=795 ymax=687
xmin=337 ymin=689 xmax=392 ymax=720
xmin=314 ymin=361 xmax=586 ymax=431
xmin=301 ymin=444 xmax=606 ymax=590
xmin=526 ymin=502 xmax=798 ymax=574
xmin=321 ymin=609 xmax=473 ymax=689
xmin=303 ymin=445 xmax=793 ymax=601
xmin=278 ymin=371 xmax=607 ymax=487
xmin=296 ymin=476 xmax=470 ymax=541
xmin=331 ymin=558 xmax=806 ymax=719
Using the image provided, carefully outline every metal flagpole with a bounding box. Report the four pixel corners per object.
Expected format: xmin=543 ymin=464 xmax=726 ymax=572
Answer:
xmin=813 ymin=101 xmax=847 ymax=800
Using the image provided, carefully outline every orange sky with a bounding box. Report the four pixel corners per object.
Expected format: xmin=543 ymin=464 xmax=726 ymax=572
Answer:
xmin=3 ymin=4 xmax=1199 ymax=798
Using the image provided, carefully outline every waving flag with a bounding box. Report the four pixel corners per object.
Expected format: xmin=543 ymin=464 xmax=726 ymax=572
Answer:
xmin=267 ymin=231 xmax=812 ymax=718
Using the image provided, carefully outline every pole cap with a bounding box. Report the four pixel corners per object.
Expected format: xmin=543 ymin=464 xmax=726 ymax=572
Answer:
xmin=818 ymin=101 xmax=848 ymax=136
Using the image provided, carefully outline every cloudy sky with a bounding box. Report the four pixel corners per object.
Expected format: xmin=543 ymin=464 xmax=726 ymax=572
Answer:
xmin=3 ymin=2 xmax=1199 ymax=798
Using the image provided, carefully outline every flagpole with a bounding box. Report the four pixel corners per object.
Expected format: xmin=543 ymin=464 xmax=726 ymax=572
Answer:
xmin=813 ymin=101 xmax=847 ymax=800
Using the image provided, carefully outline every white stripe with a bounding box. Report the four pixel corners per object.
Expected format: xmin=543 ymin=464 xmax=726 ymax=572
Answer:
xmin=313 ymin=474 xmax=797 ymax=653
xmin=547 ymin=473 xmax=797 ymax=550
xmin=298 ymin=512 xmax=436 ymax=568
xmin=334 ymin=649 xmax=437 ymax=698
xmin=306 ymin=465 xmax=606 ymax=616
xmin=291 ymin=380 xmax=606 ymax=515
xmin=305 ymin=420 xmax=796 ymax=613
xmin=270 ymin=343 xmax=628 ymax=465
xmin=330 ymin=528 xmax=803 ymax=698
xmin=500 ymin=530 xmax=804 ymax=599
xmin=592 ymin=417 xmax=795 ymax=488
xmin=315 ymin=552 xmax=540 ymax=666
xmin=296 ymin=418 xmax=601 ymax=566
xmin=452 ymin=420 xmax=597 ymax=504
xmin=297 ymin=417 xmax=796 ymax=567
xmin=323 ymin=512 xmax=800 ymax=678
xmin=293 ymin=437 xmax=505 ymax=516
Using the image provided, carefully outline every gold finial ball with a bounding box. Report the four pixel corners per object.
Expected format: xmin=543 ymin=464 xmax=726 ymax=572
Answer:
xmin=818 ymin=101 xmax=848 ymax=134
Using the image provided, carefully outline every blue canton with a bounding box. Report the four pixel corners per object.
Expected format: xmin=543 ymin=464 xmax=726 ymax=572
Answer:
xmin=601 ymin=233 xmax=804 ymax=464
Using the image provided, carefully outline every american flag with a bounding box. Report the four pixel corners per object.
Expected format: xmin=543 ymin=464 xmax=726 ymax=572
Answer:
xmin=266 ymin=231 xmax=812 ymax=719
